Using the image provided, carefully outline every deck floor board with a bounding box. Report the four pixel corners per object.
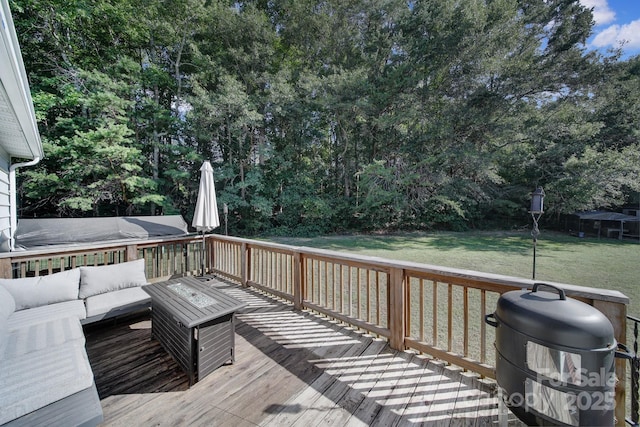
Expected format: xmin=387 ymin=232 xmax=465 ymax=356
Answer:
xmin=84 ymin=278 xmax=524 ymax=426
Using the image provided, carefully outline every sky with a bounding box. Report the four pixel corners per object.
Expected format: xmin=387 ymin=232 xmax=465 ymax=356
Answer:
xmin=581 ymin=0 xmax=640 ymax=58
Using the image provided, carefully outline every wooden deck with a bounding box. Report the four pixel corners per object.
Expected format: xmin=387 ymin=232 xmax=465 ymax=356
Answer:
xmin=84 ymin=278 xmax=523 ymax=426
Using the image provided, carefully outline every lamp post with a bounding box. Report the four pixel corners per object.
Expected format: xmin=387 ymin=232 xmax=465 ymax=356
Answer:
xmin=529 ymin=187 xmax=545 ymax=280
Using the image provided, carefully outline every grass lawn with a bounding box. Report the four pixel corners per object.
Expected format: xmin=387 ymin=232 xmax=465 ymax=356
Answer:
xmin=267 ymin=230 xmax=640 ymax=316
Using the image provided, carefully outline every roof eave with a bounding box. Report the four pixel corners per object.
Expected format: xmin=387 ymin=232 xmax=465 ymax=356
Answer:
xmin=0 ymin=0 xmax=44 ymax=161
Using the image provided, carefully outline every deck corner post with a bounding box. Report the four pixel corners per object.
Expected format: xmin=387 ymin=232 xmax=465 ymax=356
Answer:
xmin=593 ymin=299 xmax=627 ymax=427
xmin=389 ymin=266 xmax=406 ymax=350
xmin=293 ymin=251 xmax=304 ymax=310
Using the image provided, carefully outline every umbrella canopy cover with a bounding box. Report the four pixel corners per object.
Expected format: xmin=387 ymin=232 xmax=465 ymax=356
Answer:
xmin=192 ymin=161 xmax=220 ymax=232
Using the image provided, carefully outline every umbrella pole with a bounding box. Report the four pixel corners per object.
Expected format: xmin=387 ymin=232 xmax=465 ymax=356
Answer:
xmin=201 ymin=231 xmax=205 ymax=277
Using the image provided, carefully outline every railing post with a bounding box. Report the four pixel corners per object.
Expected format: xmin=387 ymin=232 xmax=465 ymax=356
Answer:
xmin=126 ymin=244 xmax=138 ymax=262
xmin=211 ymin=237 xmax=218 ymax=274
xmin=206 ymin=236 xmax=212 ymax=274
xmin=389 ymin=267 xmax=406 ymax=350
xmin=293 ymin=251 xmax=303 ymax=310
xmin=592 ymin=300 xmax=627 ymax=427
xmin=183 ymin=242 xmax=189 ymax=275
xmin=240 ymin=242 xmax=249 ymax=287
xmin=0 ymin=257 xmax=12 ymax=278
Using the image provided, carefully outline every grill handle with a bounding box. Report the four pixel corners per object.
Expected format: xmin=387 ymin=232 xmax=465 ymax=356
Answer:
xmin=485 ymin=313 xmax=499 ymax=328
xmin=532 ymin=282 xmax=566 ymax=300
xmin=615 ymin=342 xmax=635 ymax=360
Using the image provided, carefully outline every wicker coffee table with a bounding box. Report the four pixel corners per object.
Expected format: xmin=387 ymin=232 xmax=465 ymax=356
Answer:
xmin=143 ymin=277 xmax=246 ymax=386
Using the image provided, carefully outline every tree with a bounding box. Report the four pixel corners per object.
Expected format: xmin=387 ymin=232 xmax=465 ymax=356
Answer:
xmin=11 ymin=0 xmax=640 ymax=234
xmin=21 ymin=68 xmax=163 ymax=216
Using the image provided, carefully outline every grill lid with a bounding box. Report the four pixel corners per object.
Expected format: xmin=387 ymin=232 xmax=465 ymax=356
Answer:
xmin=495 ymin=283 xmax=615 ymax=350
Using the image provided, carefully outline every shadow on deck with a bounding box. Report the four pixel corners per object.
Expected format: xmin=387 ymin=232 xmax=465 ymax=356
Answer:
xmin=84 ymin=278 xmax=523 ymax=426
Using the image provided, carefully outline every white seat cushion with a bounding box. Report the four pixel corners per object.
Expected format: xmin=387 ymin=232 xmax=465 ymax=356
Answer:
xmin=2 ymin=316 xmax=85 ymax=359
xmin=0 ymin=341 xmax=94 ymax=425
xmin=7 ymin=300 xmax=87 ymax=331
xmin=84 ymin=286 xmax=151 ymax=318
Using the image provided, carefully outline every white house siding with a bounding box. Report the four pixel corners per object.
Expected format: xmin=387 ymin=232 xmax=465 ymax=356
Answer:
xmin=0 ymin=154 xmax=10 ymax=239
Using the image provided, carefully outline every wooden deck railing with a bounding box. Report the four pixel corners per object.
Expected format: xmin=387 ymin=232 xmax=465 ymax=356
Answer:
xmin=0 ymin=233 xmax=632 ymax=425
xmin=0 ymin=235 xmax=207 ymax=281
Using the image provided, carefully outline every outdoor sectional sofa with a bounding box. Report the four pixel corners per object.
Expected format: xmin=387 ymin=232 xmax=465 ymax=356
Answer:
xmin=0 ymin=258 xmax=151 ymax=426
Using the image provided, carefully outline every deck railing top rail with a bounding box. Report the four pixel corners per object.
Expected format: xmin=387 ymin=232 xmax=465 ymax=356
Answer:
xmin=220 ymin=235 xmax=629 ymax=305
xmin=0 ymin=233 xmax=629 ymax=305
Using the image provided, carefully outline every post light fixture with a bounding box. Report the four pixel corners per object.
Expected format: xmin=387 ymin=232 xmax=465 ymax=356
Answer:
xmin=223 ymin=203 xmax=228 ymax=236
xmin=529 ymin=187 xmax=545 ymax=279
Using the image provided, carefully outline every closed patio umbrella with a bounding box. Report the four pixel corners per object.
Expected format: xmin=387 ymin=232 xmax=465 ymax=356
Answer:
xmin=192 ymin=161 xmax=220 ymax=275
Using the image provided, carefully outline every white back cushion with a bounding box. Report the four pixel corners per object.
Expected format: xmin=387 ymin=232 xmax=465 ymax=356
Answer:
xmin=0 ymin=269 xmax=80 ymax=311
xmin=0 ymin=284 xmax=15 ymax=355
xmin=0 ymin=284 xmax=15 ymax=320
xmin=79 ymin=258 xmax=147 ymax=299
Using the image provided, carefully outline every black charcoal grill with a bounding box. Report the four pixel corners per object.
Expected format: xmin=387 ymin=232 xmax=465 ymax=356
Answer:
xmin=485 ymin=283 xmax=621 ymax=426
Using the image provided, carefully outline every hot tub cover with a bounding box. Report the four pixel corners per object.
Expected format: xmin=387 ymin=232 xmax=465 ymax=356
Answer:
xmin=14 ymin=215 xmax=189 ymax=250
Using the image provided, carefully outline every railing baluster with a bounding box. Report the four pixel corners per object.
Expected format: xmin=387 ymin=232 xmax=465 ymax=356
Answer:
xmin=480 ymin=289 xmax=487 ymax=364
xmin=447 ymin=284 xmax=453 ymax=352
xmin=347 ymin=265 xmax=352 ymax=317
xmin=419 ymin=278 xmax=425 ymax=342
xmin=333 ymin=262 xmax=337 ymax=310
xmin=375 ymin=271 xmax=380 ymax=326
xmin=406 ymin=277 xmax=412 ymax=340
xmin=316 ymin=259 xmax=320 ymax=304
xmin=358 ymin=267 xmax=362 ymax=320
xmin=339 ymin=264 xmax=343 ymax=314
xmin=311 ymin=258 xmax=316 ymax=304
xmin=386 ymin=272 xmax=391 ymax=332
xmin=432 ymin=281 xmax=438 ymax=346
xmin=464 ymin=287 xmax=469 ymax=357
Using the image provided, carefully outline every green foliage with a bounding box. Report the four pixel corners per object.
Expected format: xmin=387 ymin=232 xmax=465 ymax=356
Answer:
xmin=21 ymin=66 xmax=164 ymax=216
xmin=11 ymin=0 xmax=640 ymax=235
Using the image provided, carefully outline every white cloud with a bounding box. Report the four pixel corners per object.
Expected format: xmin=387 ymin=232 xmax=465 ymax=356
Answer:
xmin=592 ymin=25 xmax=620 ymax=47
xmin=580 ymin=0 xmax=616 ymax=25
xmin=617 ymin=21 xmax=640 ymax=49
xmin=592 ymin=19 xmax=640 ymax=50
